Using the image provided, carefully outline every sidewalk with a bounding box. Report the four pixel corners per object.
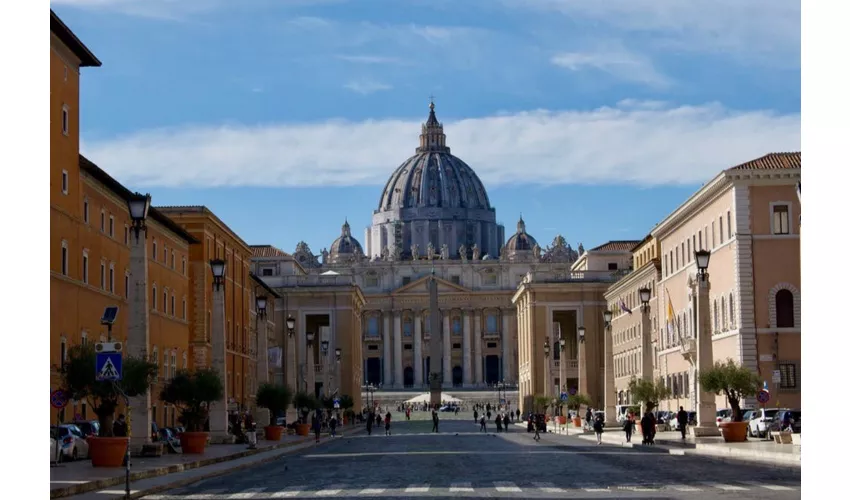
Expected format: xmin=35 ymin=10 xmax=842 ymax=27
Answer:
xmin=52 ymin=426 xmax=363 ymax=499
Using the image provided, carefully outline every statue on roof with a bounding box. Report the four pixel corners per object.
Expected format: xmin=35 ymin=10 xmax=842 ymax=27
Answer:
xmin=578 ymin=243 xmax=585 ymax=254
xmin=440 ymin=243 xmax=449 ymax=260
xmin=411 ymin=244 xmax=420 ymax=261
xmin=321 ymin=248 xmax=329 ymax=264
xmin=472 ymin=244 xmax=481 ymax=261
xmin=427 ymin=242 xmax=436 ymax=260
xmin=458 ymin=244 xmax=468 ymax=263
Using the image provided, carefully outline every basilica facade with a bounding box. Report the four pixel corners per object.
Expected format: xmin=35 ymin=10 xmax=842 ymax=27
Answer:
xmin=252 ymin=103 xmax=625 ymax=408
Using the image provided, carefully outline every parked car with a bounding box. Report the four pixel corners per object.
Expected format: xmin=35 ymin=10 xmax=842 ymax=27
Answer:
xmin=716 ymin=408 xmax=754 ymax=425
xmin=70 ymin=420 xmax=100 ymax=438
xmin=52 ymin=424 xmax=89 ymax=461
xmin=767 ymin=410 xmax=801 ymax=437
xmin=748 ymin=408 xmax=787 ymax=438
xmin=669 ymin=411 xmax=697 ymax=431
xmin=50 ymin=428 xmax=60 ymax=463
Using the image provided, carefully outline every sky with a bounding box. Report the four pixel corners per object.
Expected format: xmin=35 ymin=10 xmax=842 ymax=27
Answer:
xmin=52 ymin=0 xmax=801 ymax=254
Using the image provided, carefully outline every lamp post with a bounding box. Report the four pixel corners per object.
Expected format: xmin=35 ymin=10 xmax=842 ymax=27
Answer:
xmin=364 ymin=383 xmax=376 ymax=411
xmin=208 ymin=258 xmax=229 ymax=441
xmin=692 ymin=249 xmax=721 ymax=436
xmin=321 ymin=340 xmax=330 ymax=398
xmin=543 ymin=339 xmax=551 ymax=412
xmin=638 ymin=287 xmax=653 ymax=384
xmin=602 ymin=310 xmax=618 ymax=427
xmin=558 ymin=334 xmax=567 ymax=411
xmin=306 ymin=331 xmax=315 ymax=397
xmin=577 ymin=326 xmax=586 ymax=397
xmin=335 ymin=348 xmax=342 ymax=399
xmin=255 ymin=295 xmax=270 ymax=427
xmin=125 ymin=193 xmax=152 ymax=451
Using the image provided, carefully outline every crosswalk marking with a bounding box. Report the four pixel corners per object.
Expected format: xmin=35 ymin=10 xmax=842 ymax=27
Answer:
xmin=619 ymin=484 xmax=660 ymax=491
xmin=577 ymin=483 xmax=608 ymax=492
xmin=315 ymin=485 xmax=346 ymax=496
xmin=494 ymin=482 xmax=521 ymax=492
xmin=532 ymin=482 xmax=564 ymax=493
xmin=740 ymin=481 xmax=794 ymax=491
xmin=450 ymin=482 xmax=474 ymax=492
xmin=405 ymin=484 xmax=430 ymax=493
xmin=269 ymin=486 xmax=304 ymax=498
xmin=669 ymin=484 xmax=703 ymax=492
xmin=358 ymin=485 xmax=387 ymax=495
xmin=185 ymin=491 xmax=227 ymax=500
xmin=228 ymin=487 xmax=266 ymax=499
xmin=702 ymin=482 xmax=748 ymax=491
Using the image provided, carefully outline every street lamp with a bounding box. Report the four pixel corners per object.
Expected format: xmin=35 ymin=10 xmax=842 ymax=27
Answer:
xmin=694 ymin=249 xmax=711 ymax=278
xmin=335 ymin=347 xmax=342 ymax=362
xmin=543 ymin=339 xmax=551 ymax=357
xmin=603 ymin=309 xmax=613 ymax=326
xmin=638 ymin=287 xmax=651 ymax=307
xmin=126 ymin=192 xmax=151 ymax=241
xmin=286 ymin=315 xmax=295 ymax=338
xmin=320 ymin=340 xmax=329 ymax=356
xmin=256 ymin=295 xmax=267 ymax=319
xmin=306 ymin=331 xmax=314 ymax=347
xmin=578 ymin=326 xmax=586 ymax=343
xmin=558 ymin=335 xmax=566 ymax=352
xmin=210 ymin=259 xmax=226 ymax=291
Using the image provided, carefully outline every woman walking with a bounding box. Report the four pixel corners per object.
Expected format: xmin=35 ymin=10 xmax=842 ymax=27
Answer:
xmin=623 ymin=412 xmax=635 ymax=443
xmin=312 ymin=413 xmax=322 ymax=444
xmin=593 ymin=413 xmax=605 ymax=445
xmin=384 ymin=412 xmax=392 ymax=436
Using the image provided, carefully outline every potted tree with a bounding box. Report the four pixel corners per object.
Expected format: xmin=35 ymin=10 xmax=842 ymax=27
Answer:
xmin=292 ymin=392 xmax=318 ymax=436
xmin=255 ymin=383 xmax=292 ymax=441
xmin=555 ymin=398 xmax=568 ymax=425
xmin=160 ymin=368 xmax=224 ymax=454
xmin=627 ymin=377 xmax=671 ymax=433
xmin=566 ymin=394 xmax=592 ymax=427
xmin=532 ymin=395 xmax=550 ymax=422
xmin=699 ymin=359 xmax=761 ymax=442
xmin=339 ymin=395 xmax=354 ymax=425
xmin=61 ymin=343 xmax=157 ymax=467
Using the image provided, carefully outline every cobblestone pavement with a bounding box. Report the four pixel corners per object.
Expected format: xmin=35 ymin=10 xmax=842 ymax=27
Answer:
xmin=142 ymin=420 xmax=801 ymax=499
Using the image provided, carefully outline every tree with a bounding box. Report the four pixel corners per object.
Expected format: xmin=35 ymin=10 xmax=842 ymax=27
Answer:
xmin=293 ymin=391 xmax=319 ymax=423
xmin=627 ymin=377 xmax=671 ymax=413
xmin=566 ymin=393 xmax=592 ymax=413
xmin=61 ymin=343 xmax=158 ymax=437
xmin=532 ymin=394 xmax=551 ymax=413
xmin=338 ymin=394 xmax=354 ymax=411
xmin=698 ymin=359 xmax=761 ymax=422
xmin=255 ymin=383 xmax=292 ymax=421
xmin=160 ymin=368 xmax=224 ymax=432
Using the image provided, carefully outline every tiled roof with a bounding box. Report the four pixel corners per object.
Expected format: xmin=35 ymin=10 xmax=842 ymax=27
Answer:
xmin=251 ymin=245 xmax=292 ymax=258
xmin=728 ymin=152 xmax=800 ymax=171
xmin=590 ymin=240 xmax=642 ymax=252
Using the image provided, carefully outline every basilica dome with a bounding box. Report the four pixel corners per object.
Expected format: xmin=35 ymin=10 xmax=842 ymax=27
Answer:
xmin=505 ymin=216 xmax=538 ymax=252
xmin=376 ymin=102 xmax=491 ymax=212
xmin=328 ymin=220 xmax=363 ymax=263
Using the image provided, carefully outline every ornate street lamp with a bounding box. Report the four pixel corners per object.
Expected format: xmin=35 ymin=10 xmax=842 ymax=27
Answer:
xmin=543 ymin=339 xmax=551 ymax=357
xmin=694 ymin=249 xmax=711 ymax=279
xmin=603 ymin=309 xmax=613 ymax=326
xmin=306 ymin=331 xmax=314 ymax=347
xmin=321 ymin=340 xmax=329 ymax=356
xmin=639 ymin=287 xmax=651 ymax=306
xmin=578 ymin=326 xmax=586 ymax=344
xmin=210 ymin=259 xmax=226 ymax=291
xmin=256 ymin=295 xmax=267 ymax=319
xmin=335 ymin=347 xmax=342 ymax=362
xmin=286 ymin=315 xmax=295 ymax=338
xmin=558 ymin=335 xmax=566 ymax=352
xmin=126 ymin=192 xmax=151 ymax=241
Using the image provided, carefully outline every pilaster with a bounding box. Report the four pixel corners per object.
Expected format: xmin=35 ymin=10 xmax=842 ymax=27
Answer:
xmin=127 ymin=228 xmax=151 ymax=449
xmin=413 ymin=309 xmax=423 ymax=387
xmin=442 ymin=312 xmax=451 ymax=388
xmin=462 ymin=309 xmax=472 ymax=387
xmin=209 ymin=286 xmax=230 ymax=442
xmin=393 ymin=310 xmax=403 ymax=388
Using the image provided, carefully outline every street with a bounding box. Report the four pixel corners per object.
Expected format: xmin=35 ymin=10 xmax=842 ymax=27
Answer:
xmin=142 ymin=419 xmax=800 ymax=499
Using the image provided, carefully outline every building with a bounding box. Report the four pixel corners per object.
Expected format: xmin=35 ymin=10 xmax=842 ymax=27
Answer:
xmin=50 ymin=11 xmax=196 ymax=426
xmin=156 ymin=207 xmax=258 ymax=413
xmin=649 ymin=152 xmax=801 ymax=412
xmin=253 ymin=102 xmax=625 ymax=413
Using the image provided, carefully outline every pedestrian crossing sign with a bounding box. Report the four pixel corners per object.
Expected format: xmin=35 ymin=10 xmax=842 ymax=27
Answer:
xmin=95 ymin=352 xmax=123 ymax=381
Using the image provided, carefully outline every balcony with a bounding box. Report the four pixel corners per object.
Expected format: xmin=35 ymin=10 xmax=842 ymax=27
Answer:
xmin=523 ymin=269 xmax=622 ymax=284
xmin=260 ymin=274 xmax=357 ymax=288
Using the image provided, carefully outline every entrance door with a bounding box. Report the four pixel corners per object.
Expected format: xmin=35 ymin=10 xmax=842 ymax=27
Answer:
xmin=485 ymin=355 xmax=500 ymax=385
xmin=365 ymin=357 xmax=381 ymax=386
xmin=452 ymin=366 xmax=463 ymax=387
xmin=404 ymin=366 xmax=414 ymax=387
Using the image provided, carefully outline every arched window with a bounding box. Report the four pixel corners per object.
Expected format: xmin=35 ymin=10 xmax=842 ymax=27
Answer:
xmin=721 ymin=296 xmax=727 ymax=330
xmin=776 ymin=289 xmax=795 ymax=328
xmin=728 ymin=293 xmax=735 ymax=328
xmin=712 ymin=300 xmax=719 ymax=333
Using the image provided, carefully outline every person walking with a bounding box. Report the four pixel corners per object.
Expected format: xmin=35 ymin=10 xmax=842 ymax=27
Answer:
xmin=329 ymin=414 xmax=338 ymax=437
xmin=676 ymin=406 xmax=688 ymax=440
xmin=623 ymin=412 xmax=635 ymax=443
xmin=533 ymin=414 xmax=541 ymax=441
xmin=113 ymin=414 xmax=128 ymax=437
xmin=503 ymin=412 xmax=510 ymax=432
xmin=495 ymin=414 xmax=503 ymax=432
xmin=244 ymin=412 xmax=257 ymax=449
xmin=312 ymin=413 xmax=322 ymax=444
xmin=593 ymin=412 xmax=604 ymax=445
xmin=640 ymin=411 xmax=656 ymax=445
xmin=479 ymin=415 xmax=487 ymax=432
xmin=366 ymin=411 xmax=373 ymax=435
xmin=473 ymin=409 xmax=479 ymax=422
xmin=585 ymin=407 xmax=593 ymax=431
xmin=384 ymin=412 xmax=392 ymax=436
xmin=432 ymin=409 xmax=440 ymax=433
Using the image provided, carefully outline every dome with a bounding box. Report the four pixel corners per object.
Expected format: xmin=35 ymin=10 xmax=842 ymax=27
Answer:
xmin=329 ymin=220 xmax=363 ymax=262
xmin=377 ymin=102 xmax=491 ymax=211
xmin=505 ymin=216 xmax=538 ymax=252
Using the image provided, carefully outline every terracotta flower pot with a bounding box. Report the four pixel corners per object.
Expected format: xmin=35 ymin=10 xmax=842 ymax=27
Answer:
xmin=265 ymin=425 xmax=284 ymax=441
xmin=294 ymin=423 xmax=310 ymax=436
xmin=180 ymin=432 xmax=209 ymax=454
xmin=558 ymin=416 xmax=567 ymax=425
xmin=572 ymin=417 xmax=582 ymax=427
xmin=719 ymin=422 xmax=748 ymax=443
xmin=88 ymin=437 xmax=128 ymax=467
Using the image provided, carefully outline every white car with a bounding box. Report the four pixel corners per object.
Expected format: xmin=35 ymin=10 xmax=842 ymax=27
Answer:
xmin=52 ymin=424 xmax=89 ymax=461
xmin=50 ymin=434 xmax=58 ymax=463
xmin=747 ymin=408 xmax=785 ymax=438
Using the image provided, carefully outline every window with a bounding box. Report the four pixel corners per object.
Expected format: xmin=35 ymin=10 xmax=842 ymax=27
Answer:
xmin=663 ymin=254 xmax=668 ymax=277
xmin=483 ymin=273 xmax=497 ymax=285
xmin=100 ymin=262 xmax=105 ymax=289
xmin=109 ymin=263 xmax=115 ymax=293
xmin=61 ymin=105 xmax=69 ymax=135
xmin=367 ymin=317 xmax=379 ymax=336
xmin=711 ymin=221 xmax=716 ymax=248
xmin=403 ymin=317 xmax=413 ymax=336
xmin=698 ymin=231 xmax=702 ymax=250
xmin=171 ymin=352 xmax=177 ymax=379
xmin=152 ymin=284 xmax=158 ymax=310
xmin=401 ymin=277 xmax=411 ymax=286
xmin=171 ymin=294 xmax=176 ymax=316
xmin=182 ymin=352 xmax=188 ymax=369
xmin=125 ymin=274 xmax=130 ymax=298
xmin=450 ymin=275 xmax=460 ymax=284
xmin=124 ymin=226 xmax=129 ymax=245
xmin=182 ymin=298 xmax=187 ymax=319
xmin=182 ymin=257 xmax=186 ymax=275
xmin=163 ymin=290 xmax=167 ymax=312
xmin=486 ymin=314 xmax=498 ymax=333
xmin=675 ymin=247 xmax=679 ymax=270
xmin=61 ymin=170 xmax=69 ymax=194
xmin=364 ymin=275 xmax=378 ymax=288
xmin=100 ymin=210 xmax=105 ymax=232
xmin=82 ymin=252 xmax=89 ymax=284
xmin=712 ymin=300 xmax=718 ymax=333
xmin=775 ymin=289 xmax=795 ymax=328
xmin=452 ymin=317 xmax=462 ymax=335
xmin=727 ymin=211 xmax=732 ymax=239
xmin=82 ymin=199 xmax=89 ymax=223
xmin=721 ymin=296 xmax=727 ymax=330
xmin=107 ymin=215 xmax=114 ymax=237
xmin=719 ymin=216 xmax=724 ymax=244
xmin=779 ymin=363 xmax=797 ymax=389
xmin=772 ymin=205 xmax=790 ymax=235
xmin=729 ymin=293 xmax=735 ymax=328
xmin=60 ymin=337 xmax=67 ymax=369
xmin=608 ymin=262 xmax=618 ymax=270
xmin=171 ymin=251 xmax=175 ymax=269
xmin=163 ymin=246 xmax=167 ymax=262
xmin=153 ymin=240 xmax=158 ymax=261
xmin=152 ymin=346 xmax=159 ymax=373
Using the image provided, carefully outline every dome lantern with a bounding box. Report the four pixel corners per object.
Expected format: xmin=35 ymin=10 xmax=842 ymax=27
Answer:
xmin=416 ymin=99 xmax=450 ymax=154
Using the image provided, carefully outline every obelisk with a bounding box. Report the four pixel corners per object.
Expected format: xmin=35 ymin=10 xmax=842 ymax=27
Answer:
xmin=428 ymin=270 xmax=443 ymax=407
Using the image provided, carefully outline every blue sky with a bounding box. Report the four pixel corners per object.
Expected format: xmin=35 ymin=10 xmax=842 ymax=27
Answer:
xmin=53 ymin=0 xmax=800 ymax=254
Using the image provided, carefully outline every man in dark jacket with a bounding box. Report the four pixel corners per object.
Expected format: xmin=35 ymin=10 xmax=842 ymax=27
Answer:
xmin=676 ymin=406 xmax=689 ymax=440
xmin=432 ymin=409 xmax=439 ymax=433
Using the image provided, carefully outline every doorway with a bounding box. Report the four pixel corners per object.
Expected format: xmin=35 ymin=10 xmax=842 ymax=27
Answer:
xmin=365 ymin=357 xmax=381 ymax=386
xmin=452 ymin=366 xmax=463 ymax=387
xmin=404 ymin=366 xmax=414 ymax=387
xmin=485 ymin=355 xmax=500 ymax=385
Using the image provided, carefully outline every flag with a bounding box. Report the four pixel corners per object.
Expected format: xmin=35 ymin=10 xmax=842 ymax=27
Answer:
xmin=796 ymin=182 xmax=801 ymax=203
xmin=618 ymin=297 xmax=632 ymax=315
xmin=665 ymin=288 xmax=675 ymax=339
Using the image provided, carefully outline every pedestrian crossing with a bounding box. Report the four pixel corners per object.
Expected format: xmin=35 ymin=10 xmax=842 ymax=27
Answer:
xmin=142 ymin=480 xmax=800 ymax=498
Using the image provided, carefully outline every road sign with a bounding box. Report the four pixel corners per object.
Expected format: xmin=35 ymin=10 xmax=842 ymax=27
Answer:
xmin=560 ymin=392 xmax=568 ymax=402
xmin=568 ymin=387 xmax=577 ymax=396
xmin=333 ymin=398 xmax=340 ymax=409
xmin=95 ymin=352 xmax=123 ymax=381
xmin=50 ymin=389 xmax=68 ymax=409
xmin=772 ymin=370 xmax=781 ymax=384
xmin=757 ymin=390 xmax=770 ymax=404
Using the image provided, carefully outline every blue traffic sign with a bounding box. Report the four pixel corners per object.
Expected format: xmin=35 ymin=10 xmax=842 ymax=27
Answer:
xmin=756 ymin=390 xmax=770 ymax=404
xmin=333 ymin=398 xmax=340 ymax=408
xmin=95 ymin=352 xmax=123 ymax=381
xmin=51 ymin=389 xmax=68 ymax=409
xmin=560 ymin=392 xmax=568 ymax=402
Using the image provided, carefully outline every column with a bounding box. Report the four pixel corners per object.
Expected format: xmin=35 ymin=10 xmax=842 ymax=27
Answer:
xmin=413 ymin=310 xmax=423 ymax=387
xmin=393 ymin=310 xmax=403 ymax=388
xmin=442 ymin=312 xmax=451 ymax=388
xmin=127 ymin=225 xmax=151 ymax=450
xmin=462 ymin=309 xmax=472 ymax=387
xmin=603 ymin=321 xmax=618 ymax=428
xmin=208 ymin=281 xmax=229 ymax=441
xmin=382 ymin=313 xmax=391 ymax=387
xmin=693 ymin=272 xmax=722 ymax=436
xmin=473 ymin=311 xmax=483 ymax=386
xmin=255 ymin=318 xmax=270 ymax=427
xmin=501 ymin=311 xmax=511 ymax=383
xmin=306 ymin=338 xmax=315 ymax=398
xmin=641 ymin=305 xmax=653 ymax=382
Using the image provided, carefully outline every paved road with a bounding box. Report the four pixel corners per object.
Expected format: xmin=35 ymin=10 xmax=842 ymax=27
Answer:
xmin=143 ymin=420 xmax=800 ymax=499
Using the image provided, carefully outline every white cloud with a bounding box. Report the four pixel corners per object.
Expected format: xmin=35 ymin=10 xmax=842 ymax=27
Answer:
xmin=81 ymin=101 xmax=800 ymax=189
xmin=551 ymin=47 xmax=671 ymax=88
xmin=343 ymin=80 xmax=393 ymax=94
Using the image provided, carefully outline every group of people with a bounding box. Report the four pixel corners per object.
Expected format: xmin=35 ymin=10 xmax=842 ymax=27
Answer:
xmin=363 ymin=411 xmax=393 ymax=436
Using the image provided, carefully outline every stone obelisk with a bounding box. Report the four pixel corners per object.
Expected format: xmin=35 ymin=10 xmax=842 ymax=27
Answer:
xmin=428 ymin=270 xmax=443 ymax=407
